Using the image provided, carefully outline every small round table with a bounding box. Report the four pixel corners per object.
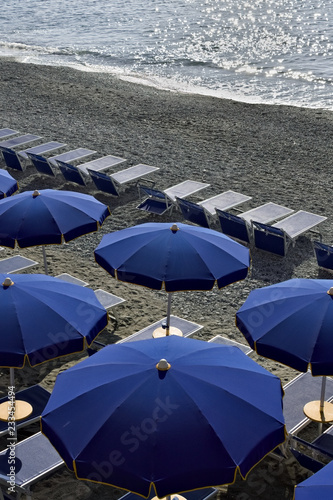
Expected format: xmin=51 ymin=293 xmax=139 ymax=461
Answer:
xmin=303 ymin=400 xmax=333 ymax=423
xmin=0 ymin=400 xmax=33 ymax=422
xmin=153 ymin=326 xmax=183 ymax=338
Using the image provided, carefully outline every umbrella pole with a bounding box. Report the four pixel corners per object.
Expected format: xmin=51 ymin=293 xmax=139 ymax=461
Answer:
xmin=42 ymin=246 xmax=49 ymax=274
xmin=165 ymin=293 xmax=172 ymax=336
xmin=319 ymin=376 xmax=327 ymax=435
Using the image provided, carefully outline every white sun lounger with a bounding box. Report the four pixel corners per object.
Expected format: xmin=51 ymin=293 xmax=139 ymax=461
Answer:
xmin=87 ymin=163 xmax=160 ymax=196
xmin=217 ymin=202 xmax=294 ymax=244
xmin=137 ymin=180 xmax=210 ymax=215
xmin=253 ymin=210 xmax=327 ymax=256
xmin=0 ymin=134 xmax=41 ymax=149
xmin=77 ymin=154 xmax=127 ymax=175
xmin=18 ymin=141 xmax=67 ymax=160
xmin=0 ymin=432 xmax=64 ymax=500
xmin=208 ymin=334 xmax=253 ymax=355
xmin=283 ymin=371 xmax=333 ymax=435
xmin=0 ymin=129 xmax=18 ymax=139
xmin=177 ymin=190 xmax=252 ymax=228
xmin=0 ymin=256 xmax=38 ymax=274
xmin=48 ymin=148 xmax=96 ymax=167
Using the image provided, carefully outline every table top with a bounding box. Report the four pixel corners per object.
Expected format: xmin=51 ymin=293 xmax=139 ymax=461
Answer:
xmin=303 ymin=400 xmax=333 ymax=423
xmin=0 ymin=400 xmax=33 ymax=422
xmin=153 ymin=326 xmax=183 ymax=338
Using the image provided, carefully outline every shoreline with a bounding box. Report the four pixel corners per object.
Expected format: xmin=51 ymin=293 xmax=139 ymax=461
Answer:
xmin=0 ymin=57 xmax=332 ymax=499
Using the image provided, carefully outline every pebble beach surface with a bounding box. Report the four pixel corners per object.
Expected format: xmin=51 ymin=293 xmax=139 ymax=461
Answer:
xmin=0 ymin=57 xmax=333 ymax=499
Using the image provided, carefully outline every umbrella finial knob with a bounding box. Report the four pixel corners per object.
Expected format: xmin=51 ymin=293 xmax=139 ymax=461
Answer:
xmin=170 ymin=224 xmax=179 ymax=233
xmin=156 ymin=359 xmax=171 ymax=371
xmin=328 ymin=287 xmax=333 ymax=296
xmin=33 ymin=190 xmax=40 ymax=198
xmin=2 ymin=277 xmax=14 ymax=287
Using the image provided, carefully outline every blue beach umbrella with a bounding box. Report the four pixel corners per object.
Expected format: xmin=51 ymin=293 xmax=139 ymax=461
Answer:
xmin=294 ymin=459 xmax=333 ymax=499
xmin=236 ymin=278 xmax=333 ymax=415
xmin=0 ymin=273 xmax=108 ymax=368
xmin=94 ymin=222 xmax=250 ymax=334
xmin=0 ymin=188 xmax=110 ymax=273
xmin=0 ymin=169 xmax=19 ymax=199
xmin=41 ymin=335 xmax=285 ymax=497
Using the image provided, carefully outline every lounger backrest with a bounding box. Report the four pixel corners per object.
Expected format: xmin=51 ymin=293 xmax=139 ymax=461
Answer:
xmin=87 ymin=168 xmax=119 ymax=196
xmin=138 ymin=185 xmax=166 ymax=200
xmin=313 ymin=240 xmax=333 ymax=271
xmin=0 ymin=146 xmax=24 ymax=171
xmin=56 ymin=160 xmax=86 ymax=186
xmin=253 ymin=221 xmax=286 ymax=256
xmin=176 ymin=197 xmax=210 ymax=228
xmin=27 ymin=152 xmax=56 ymax=177
xmin=216 ymin=209 xmax=250 ymax=243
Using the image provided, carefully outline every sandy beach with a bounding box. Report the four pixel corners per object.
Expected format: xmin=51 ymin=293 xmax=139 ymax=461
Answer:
xmin=0 ymin=57 xmax=333 ymax=499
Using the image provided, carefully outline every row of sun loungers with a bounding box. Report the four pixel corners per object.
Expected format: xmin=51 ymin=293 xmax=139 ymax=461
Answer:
xmin=0 ymin=128 xmax=330 ymax=261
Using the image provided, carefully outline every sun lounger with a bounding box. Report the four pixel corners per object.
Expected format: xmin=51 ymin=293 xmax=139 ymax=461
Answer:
xmin=0 ymin=129 xmax=17 ymax=139
xmin=253 ymin=210 xmax=327 ymax=256
xmin=0 ymin=256 xmax=38 ymax=274
xmin=137 ymin=180 xmax=210 ymax=215
xmin=176 ymin=190 xmax=252 ymax=228
xmin=283 ymin=371 xmax=333 ymax=435
xmin=117 ymin=315 xmax=203 ymax=343
xmin=0 ymin=142 xmax=66 ymax=171
xmin=216 ymin=202 xmax=294 ymax=244
xmin=55 ymin=273 xmax=125 ymax=310
xmin=18 ymin=141 xmax=66 ymax=161
xmin=88 ymin=164 xmax=160 ymax=196
xmin=0 ymin=134 xmax=41 ymax=150
xmin=48 ymin=148 xmax=96 ymax=167
xmin=313 ymin=240 xmax=333 ymax=272
xmin=0 ymin=432 xmax=64 ymax=500
xmin=208 ymin=335 xmax=253 ymax=355
xmin=77 ymin=154 xmax=127 ymax=175
xmin=94 ymin=289 xmax=125 ymax=309
xmin=27 ymin=148 xmax=96 ymax=177
xmin=55 ymin=273 xmax=89 ymax=286
xmin=0 ymin=384 xmax=51 ymax=437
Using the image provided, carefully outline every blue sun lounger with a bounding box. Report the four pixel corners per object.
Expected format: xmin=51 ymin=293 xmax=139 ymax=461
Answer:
xmin=208 ymin=334 xmax=253 ymax=355
xmin=27 ymin=148 xmax=96 ymax=177
xmin=0 ymin=432 xmax=63 ymax=500
xmin=0 ymin=143 xmax=66 ymax=171
xmin=217 ymin=202 xmax=294 ymax=244
xmin=253 ymin=210 xmax=327 ymax=256
xmin=137 ymin=180 xmax=210 ymax=216
xmin=87 ymin=164 xmax=160 ymax=195
xmin=313 ymin=240 xmax=333 ymax=272
xmin=176 ymin=190 xmax=252 ymax=228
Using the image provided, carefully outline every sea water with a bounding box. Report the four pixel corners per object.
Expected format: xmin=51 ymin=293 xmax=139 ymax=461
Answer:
xmin=0 ymin=0 xmax=332 ymax=109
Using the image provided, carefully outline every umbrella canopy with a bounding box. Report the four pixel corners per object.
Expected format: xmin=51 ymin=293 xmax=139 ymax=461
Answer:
xmin=0 ymin=169 xmax=18 ymax=199
xmin=0 ymin=188 xmax=110 ymax=273
xmin=41 ymin=335 xmax=285 ymax=498
xmin=294 ymin=460 xmax=333 ymax=499
xmin=235 ymin=278 xmax=333 ymax=376
xmin=0 ymin=273 xmax=108 ymax=368
xmin=94 ymin=222 xmax=250 ymax=292
xmin=94 ymin=222 xmax=250 ymax=334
